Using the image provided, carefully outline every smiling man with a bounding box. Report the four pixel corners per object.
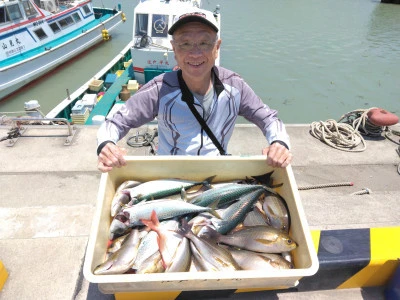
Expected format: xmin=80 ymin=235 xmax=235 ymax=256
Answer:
xmin=97 ymin=8 xmax=292 ymax=172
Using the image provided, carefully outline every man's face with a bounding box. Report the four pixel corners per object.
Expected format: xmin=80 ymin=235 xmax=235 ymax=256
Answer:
xmin=171 ymin=22 xmax=221 ymax=82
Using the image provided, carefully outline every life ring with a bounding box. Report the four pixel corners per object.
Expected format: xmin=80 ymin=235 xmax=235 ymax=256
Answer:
xmin=367 ymin=108 xmax=399 ymax=126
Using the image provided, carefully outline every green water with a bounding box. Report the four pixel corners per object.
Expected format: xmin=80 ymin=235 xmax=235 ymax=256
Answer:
xmin=1 ymin=0 xmax=399 ymax=123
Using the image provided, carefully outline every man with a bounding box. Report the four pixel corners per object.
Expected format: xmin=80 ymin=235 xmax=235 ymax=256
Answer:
xmin=97 ymin=8 xmax=292 ymax=172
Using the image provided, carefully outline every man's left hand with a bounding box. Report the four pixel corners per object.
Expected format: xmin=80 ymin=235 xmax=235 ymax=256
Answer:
xmin=262 ymin=143 xmax=292 ymax=168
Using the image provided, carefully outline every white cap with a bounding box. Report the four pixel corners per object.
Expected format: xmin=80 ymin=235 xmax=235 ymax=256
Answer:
xmin=168 ymin=8 xmax=219 ymax=35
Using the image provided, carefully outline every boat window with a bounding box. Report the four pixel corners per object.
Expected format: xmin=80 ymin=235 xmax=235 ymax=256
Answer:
xmin=6 ymin=4 xmax=23 ymax=21
xmin=34 ymin=28 xmax=47 ymax=40
xmin=22 ymin=0 xmax=37 ymax=18
xmin=58 ymin=16 xmax=74 ymax=28
xmin=82 ymin=5 xmax=91 ymax=15
xmin=72 ymin=12 xmax=81 ymax=23
xmin=0 ymin=7 xmax=11 ymax=24
xmin=50 ymin=22 xmax=61 ymax=33
xmin=151 ymin=14 xmax=168 ymax=38
xmin=135 ymin=14 xmax=148 ymax=36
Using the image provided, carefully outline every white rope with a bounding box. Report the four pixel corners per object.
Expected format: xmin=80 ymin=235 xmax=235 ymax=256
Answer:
xmin=310 ymin=108 xmax=387 ymax=152
xmin=310 ymin=119 xmax=367 ymax=152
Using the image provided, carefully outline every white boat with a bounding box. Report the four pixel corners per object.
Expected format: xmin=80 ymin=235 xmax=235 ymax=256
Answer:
xmin=130 ymin=0 xmax=221 ymax=83
xmin=43 ymin=0 xmax=221 ymax=124
xmin=0 ymin=0 xmax=126 ymax=101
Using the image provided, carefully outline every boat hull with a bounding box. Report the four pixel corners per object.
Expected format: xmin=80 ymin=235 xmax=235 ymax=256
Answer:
xmin=0 ymin=11 xmax=123 ymax=101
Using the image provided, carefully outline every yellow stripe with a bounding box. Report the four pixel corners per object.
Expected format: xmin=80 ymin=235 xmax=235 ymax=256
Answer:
xmin=338 ymin=227 xmax=400 ymax=289
xmin=0 ymin=261 xmax=8 ymax=291
xmin=115 ymin=291 xmax=181 ymax=300
xmin=310 ymin=230 xmax=321 ymax=253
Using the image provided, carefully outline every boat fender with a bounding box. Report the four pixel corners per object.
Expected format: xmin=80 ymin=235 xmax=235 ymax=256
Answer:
xmin=102 ymin=29 xmax=110 ymax=41
xmin=121 ymin=12 xmax=126 ymax=22
xmin=367 ymin=108 xmax=399 ymax=127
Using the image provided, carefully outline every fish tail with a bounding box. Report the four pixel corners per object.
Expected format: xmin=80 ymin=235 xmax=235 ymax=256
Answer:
xmin=140 ymin=210 xmax=160 ymax=231
xmin=176 ymin=218 xmax=192 ymax=238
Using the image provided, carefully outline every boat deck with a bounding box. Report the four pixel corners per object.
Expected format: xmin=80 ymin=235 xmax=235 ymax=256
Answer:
xmin=0 ymin=123 xmax=399 ymax=299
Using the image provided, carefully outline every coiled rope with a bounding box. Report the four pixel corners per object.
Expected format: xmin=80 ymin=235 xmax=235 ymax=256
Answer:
xmin=310 ymin=108 xmax=383 ymax=152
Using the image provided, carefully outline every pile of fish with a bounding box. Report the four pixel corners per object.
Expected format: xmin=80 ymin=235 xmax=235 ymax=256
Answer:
xmin=94 ymin=174 xmax=297 ymax=275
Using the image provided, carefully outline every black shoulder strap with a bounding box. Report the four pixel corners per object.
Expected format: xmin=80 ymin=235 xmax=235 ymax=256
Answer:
xmin=177 ymin=70 xmax=227 ymax=155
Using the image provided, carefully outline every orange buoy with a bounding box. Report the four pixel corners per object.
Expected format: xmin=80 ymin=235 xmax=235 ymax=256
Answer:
xmin=367 ymin=108 xmax=399 ymax=126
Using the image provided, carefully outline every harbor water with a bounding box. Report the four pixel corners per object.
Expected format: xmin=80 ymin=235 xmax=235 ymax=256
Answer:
xmin=0 ymin=0 xmax=399 ymax=123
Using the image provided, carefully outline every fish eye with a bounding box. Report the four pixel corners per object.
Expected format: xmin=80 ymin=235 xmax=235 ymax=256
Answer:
xmin=287 ymin=239 xmax=293 ymax=244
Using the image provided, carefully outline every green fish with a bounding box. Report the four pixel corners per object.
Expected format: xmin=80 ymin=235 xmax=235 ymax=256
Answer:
xmin=128 ymin=176 xmax=215 ymax=204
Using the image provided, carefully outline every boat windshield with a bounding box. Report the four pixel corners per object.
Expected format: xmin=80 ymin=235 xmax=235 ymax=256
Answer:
xmin=135 ymin=13 xmax=148 ymax=36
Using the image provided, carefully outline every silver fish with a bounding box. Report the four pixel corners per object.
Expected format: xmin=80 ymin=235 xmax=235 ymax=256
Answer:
xmin=116 ymin=199 xmax=221 ymax=227
xmin=262 ymin=194 xmax=290 ymax=233
xmin=228 ymin=248 xmax=293 ymax=270
xmin=242 ymin=203 xmax=270 ymax=227
xmin=166 ymin=237 xmax=191 ymax=273
xmin=135 ymin=251 xmax=165 ymax=274
xmin=176 ymin=219 xmax=241 ymax=271
xmin=94 ymin=228 xmax=142 ymax=275
xmin=131 ymin=230 xmax=159 ymax=270
xmin=105 ymin=232 xmax=130 ymax=260
xmin=202 ymin=225 xmax=297 ymax=254
xmin=111 ymin=181 xmax=142 ymax=217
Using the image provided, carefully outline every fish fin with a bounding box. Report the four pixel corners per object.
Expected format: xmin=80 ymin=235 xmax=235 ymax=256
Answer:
xmin=255 ymin=238 xmax=275 ymax=245
xmin=207 ymin=200 xmax=222 ymax=219
xmin=180 ymin=187 xmax=188 ymax=202
xmin=203 ymin=175 xmax=217 ymax=185
xmin=251 ymin=171 xmax=274 ymax=186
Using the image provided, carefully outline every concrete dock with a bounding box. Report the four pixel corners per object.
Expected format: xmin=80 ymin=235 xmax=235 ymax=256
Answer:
xmin=0 ymin=123 xmax=399 ymax=299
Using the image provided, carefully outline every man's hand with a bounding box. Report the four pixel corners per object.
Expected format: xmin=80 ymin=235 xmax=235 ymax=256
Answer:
xmin=97 ymin=143 xmax=127 ymax=172
xmin=262 ymin=142 xmax=292 ymax=168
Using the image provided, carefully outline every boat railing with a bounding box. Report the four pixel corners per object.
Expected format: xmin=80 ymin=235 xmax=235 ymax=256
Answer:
xmin=0 ymin=111 xmax=77 ymax=146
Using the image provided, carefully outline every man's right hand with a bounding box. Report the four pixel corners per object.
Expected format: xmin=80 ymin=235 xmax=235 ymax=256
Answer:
xmin=97 ymin=143 xmax=127 ymax=172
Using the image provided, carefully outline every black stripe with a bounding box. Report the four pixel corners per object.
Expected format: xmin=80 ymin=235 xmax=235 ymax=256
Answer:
xmin=176 ymin=289 xmax=236 ymax=299
xmin=298 ymin=228 xmax=371 ymax=291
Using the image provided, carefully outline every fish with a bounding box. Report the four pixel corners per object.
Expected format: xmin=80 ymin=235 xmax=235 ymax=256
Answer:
xmin=210 ymin=188 xmax=267 ymax=234
xmin=108 ymin=214 xmax=131 ymax=240
xmin=105 ymin=232 xmax=131 ymax=260
xmin=165 ymin=237 xmax=191 ymax=272
xmin=201 ymin=225 xmax=297 ymax=254
xmin=228 ymin=248 xmax=293 ymax=270
xmin=242 ymin=203 xmax=270 ymax=227
xmin=131 ymin=230 xmax=159 ymax=271
xmin=94 ymin=228 xmax=142 ymax=275
xmin=128 ymin=176 xmax=215 ymax=204
xmin=262 ymin=193 xmax=290 ymax=233
xmin=111 ymin=180 xmax=142 ymax=217
xmin=140 ymin=211 xmax=183 ymax=269
xmin=135 ymin=251 xmax=165 ymax=274
xmin=176 ymin=219 xmax=241 ymax=272
xmin=114 ymin=199 xmax=221 ymax=228
xmin=190 ymin=183 xmax=266 ymax=208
